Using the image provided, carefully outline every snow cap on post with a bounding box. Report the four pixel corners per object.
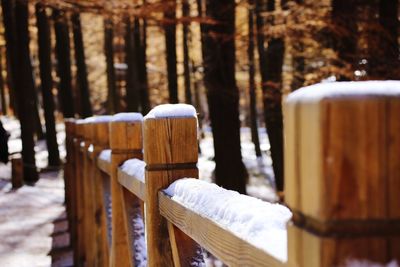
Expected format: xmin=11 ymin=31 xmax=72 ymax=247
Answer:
xmin=109 ymin=112 xmax=143 ymax=152
xmin=144 ymin=103 xmax=197 ymax=120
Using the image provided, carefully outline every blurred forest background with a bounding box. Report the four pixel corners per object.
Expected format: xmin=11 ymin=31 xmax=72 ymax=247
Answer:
xmin=0 ymin=0 xmax=399 ymax=195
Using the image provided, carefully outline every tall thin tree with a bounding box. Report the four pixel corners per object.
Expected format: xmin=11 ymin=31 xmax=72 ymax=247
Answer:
xmin=36 ymin=3 xmax=60 ymax=167
xmin=0 ymin=50 xmax=6 ymax=115
xmin=248 ymin=2 xmax=262 ymax=158
xmin=203 ymin=0 xmax=247 ymax=193
xmin=1 ymin=0 xmax=16 ymax=114
xmin=138 ymin=2 xmax=150 ymax=113
xmin=182 ymin=0 xmax=192 ymax=104
xmin=164 ymin=0 xmax=178 ymax=103
xmin=125 ymin=16 xmax=140 ymax=112
xmin=53 ymin=9 xmax=75 ymax=118
xmin=332 ymin=0 xmax=357 ymax=81
xmin=256 ymin=0 xmax=285 ymax=192
xmin=378 ymin=0 xmax=398 ymax=79
xmin=14 ymin=0 xmax=39 ymax=182
xmin=71 ymin=13 xmax=92 ymax=118
xmin=104 ymin=18 xmax=118 ymax=113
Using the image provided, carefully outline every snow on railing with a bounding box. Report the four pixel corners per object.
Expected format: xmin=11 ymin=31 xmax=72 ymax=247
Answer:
xmin=64 ymin=82 xmax=400 ymax=267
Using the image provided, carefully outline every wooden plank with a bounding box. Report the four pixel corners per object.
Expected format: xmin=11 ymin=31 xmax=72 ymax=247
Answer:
xmin=159 ymin=192 xmax=286 ymax=267
xmin=82 ymin=122 xmax=97 ymax=267
xmin=97 ymin=157 xmax=111 ymax=175
xmin=91 ymin=119 xmax=111 ymax=266
xmin=109 ymin=119 xmax=143 ymax=267
xmin=117 ymin=168 xmax=146 ymax=201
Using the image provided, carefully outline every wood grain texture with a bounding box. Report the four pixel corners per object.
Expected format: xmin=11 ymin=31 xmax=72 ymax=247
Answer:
xmin=288 ymin=224 xmax=396 ymax=267
xmin=82 ymin=123 xmax=97 ymax=267
xmin=143 ymin=116 xmax=200 ymax=267
xmin=284 ymin=92 xmax=400 ymax=266
xmin=168 ymin=222 xmax=203 ymax=267
xmin=143 ymin=118 xmax=198 ymax=165
xmin=91 ymin=121 xmax=111 ymax=267
xmin=118 ymin=168 xmax=146 ymax=201
xmin=73 ymin=136 xmax=86 ymax=266
xmin=159 ymin=192 xmax=286 ymax=267
xmin=145 ymin=169 xmax=198 ymax=267
xmin=109 ymin=120 xmax=143 ymax=267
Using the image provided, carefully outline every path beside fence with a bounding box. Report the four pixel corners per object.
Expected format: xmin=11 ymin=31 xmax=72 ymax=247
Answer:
xmin=0 ymin=166 xmax=72 ymax=267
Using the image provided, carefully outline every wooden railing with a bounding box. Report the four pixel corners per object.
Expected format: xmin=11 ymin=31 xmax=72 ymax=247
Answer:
xmin=64 ymin=82 xmax=400 ymax=267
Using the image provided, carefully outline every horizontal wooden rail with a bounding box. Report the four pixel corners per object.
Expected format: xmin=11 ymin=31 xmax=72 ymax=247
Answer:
xmin=97 ymin=150 xmax=111 ymax=175
xmin=117 ymin=167 xmax=146 ymax=202
xmin=159 ymin=191 xmax=285 ymax=267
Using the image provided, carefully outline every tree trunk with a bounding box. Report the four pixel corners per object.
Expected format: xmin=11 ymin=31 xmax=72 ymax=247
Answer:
xmin=164 ymin=0 xmax=178 ymax=103
xmin=378 ymin=0 xmax=399 ymax=79
xmin=1 ymin=0 xmax=17 ymax=114
xmin=104 ymin=18 xmax=118 ymax=114
xmin=125 ymin=17 xmax=140 ymax=112
xmin=53 ymin=9 xmax=75 ymax=118
xmin=14 ymin=1 xmax=39 ymax=183
xmin=256 ymin=0 xmax=285 ymax=192
xmin=248 ymin=3 xmax=262 ymax=158
xmin=203 ymin=0 xmax=247 ymax=194
xmin=36 ymin=3 xmax=60 ymax=167
xmin=71 ymin=13 xmax=92 ymax=118
xmin=0 ymin=50 xmax=6 ymax=115
xmin=331 ymin=0 xmax=357 ymax=81
xmin=138 ymin=7 xmax=150 ymax=114
xmin=182 ymin=0 xmax=192 ymax=104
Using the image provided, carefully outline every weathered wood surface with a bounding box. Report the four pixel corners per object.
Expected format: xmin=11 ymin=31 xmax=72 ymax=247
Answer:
xmin=73 ymin=122 xmax=86 ymax=266
xmin=159 ymin=192 xmax=286 ymax=267
xmin=284 ymin=87 xmax=400 ymax=266
xmin=82 ymin=122 xmax=97 ymax=267
xmin=109 ymin=119 xmax=143 ymax=267
xmin=144 ymin=116 xmax=202 ymax=267
xmin=92 ymin=120 xmax=112 ymax=266
xmin=117 ymin=168 xmax=146 ymax=201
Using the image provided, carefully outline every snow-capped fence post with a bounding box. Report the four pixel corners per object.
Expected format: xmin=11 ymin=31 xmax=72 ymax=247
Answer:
xmin=91 ymin=117 xmax=112 ymax=267
xmin=109 ymin=113 xmax=143 ymax=267
xmin=143 ymin=105 xmax=203 ymax=267
xmin=73 ymin=119 xmax=87 ymax=266
xmin=284 ymin=82 xmax=400 ymax=266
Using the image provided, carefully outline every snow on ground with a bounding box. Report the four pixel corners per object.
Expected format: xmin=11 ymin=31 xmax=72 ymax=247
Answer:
xmin=0 ymin=167 xmax=70 ymax=267
xmin=165 ymin=178 xmax=291 ymax=262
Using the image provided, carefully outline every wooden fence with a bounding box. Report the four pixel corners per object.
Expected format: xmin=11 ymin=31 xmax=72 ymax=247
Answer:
xmin=64 ymin=83 xmax=400 ymax=267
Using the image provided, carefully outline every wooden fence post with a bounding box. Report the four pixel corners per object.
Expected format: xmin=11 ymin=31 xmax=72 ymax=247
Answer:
xmin=64 ymin=119 xmax=76 ymax=256
xmin=82 ymin=119 xmax=97 ymax=267
xmin=91 ymin=116 xmax=112 ymax=267
xmin=73 ymin=119 xmax=86 ymax=266
xmin=143 ymin=104 xmax=203 ymax=267
xmin=109 ymin=113 xmax=143 ymax=267
xmin=284 ymin=82 xmax=400 ymax=266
